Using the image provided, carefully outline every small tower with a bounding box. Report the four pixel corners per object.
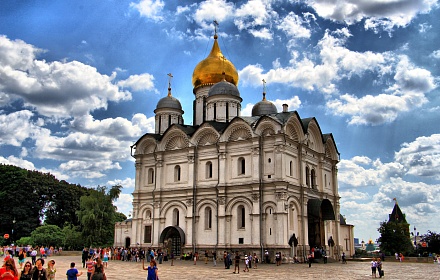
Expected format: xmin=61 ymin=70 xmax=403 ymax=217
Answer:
xmin=388 ymin=198 xmax=407 ymax=223
xmin=252 ymin=79 xmax=278 ymax=116
xmin=154 ymin=73 xmax=184 ymax=134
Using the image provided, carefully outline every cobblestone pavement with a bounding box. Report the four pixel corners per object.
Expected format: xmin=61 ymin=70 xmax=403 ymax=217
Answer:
xmin=14 ymin=256 xmax=440 ymax=280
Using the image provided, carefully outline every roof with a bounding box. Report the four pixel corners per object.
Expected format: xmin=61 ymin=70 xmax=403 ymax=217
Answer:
xmin=389 ymin=202 xmax=407 ymax=223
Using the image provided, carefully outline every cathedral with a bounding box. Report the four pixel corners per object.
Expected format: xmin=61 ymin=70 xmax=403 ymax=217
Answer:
xmin=115 ymin=30 xmax=354 ymax=261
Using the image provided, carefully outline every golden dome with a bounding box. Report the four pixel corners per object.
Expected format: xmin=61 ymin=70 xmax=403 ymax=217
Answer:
xmin=192 ymin=35 xmax=239 ymax=89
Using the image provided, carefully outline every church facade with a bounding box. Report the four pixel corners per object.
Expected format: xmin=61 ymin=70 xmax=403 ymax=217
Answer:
xmin=115 ymin=32 xmax=354 ymax=260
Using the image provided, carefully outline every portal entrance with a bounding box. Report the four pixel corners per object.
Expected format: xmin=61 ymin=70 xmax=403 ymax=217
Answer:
xmin=159 ymin=226 xmax=185 ymax=256
xmin=125 ymin=237 xmax=131 ymax=248
xmin=307 ymin=199 xmax=335 ymax=248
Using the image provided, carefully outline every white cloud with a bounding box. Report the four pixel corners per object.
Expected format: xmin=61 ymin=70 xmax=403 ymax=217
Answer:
xmin=249 ymin=28 xmax=273 ymax=40
xmin=106 ymin=177 xmax=135 ymax=190
xmin=306 ymin=0 xmax=438 ymax=33
xmin=430 ymin=50 xmax=440 ymax=59
xmin=193 ymin=0 xmax=234 ymax=27
xmin=59 ymin=160 xmax=121 ymax=179
xmin=234 ymin=0 xmax=273 ymax=30
xmin=277 ymin=12 xmax=312 ymax=41
xmin=0 ymin=155 xmax=36 ymax=170
xmin=0 ymin=36 xmax=132 ymax=119
xmin=114 ymin=193 xmax=134 ymax=216
xmin=394 ymin=134 xmax=440 ymax=179
xmin=130 ymin=0 xmax=165 ymax=22
xmin=0 ymin=110 xmax=43 ymax=146
xmin=117 ymin=73 xmax=157 ymax=92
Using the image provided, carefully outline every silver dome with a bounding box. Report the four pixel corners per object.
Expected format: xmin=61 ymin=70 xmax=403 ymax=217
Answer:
xmin=156 ymin=95 xmax=182 ymax=110
xmin=208 ymin=80 xmax=240 ymax=97
xmin=252 ymin=100 xmax=277 ymax=116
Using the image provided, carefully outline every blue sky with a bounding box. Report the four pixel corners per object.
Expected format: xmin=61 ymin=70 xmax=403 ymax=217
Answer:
xmin=1 ymin=0 xmax=439 ymax=243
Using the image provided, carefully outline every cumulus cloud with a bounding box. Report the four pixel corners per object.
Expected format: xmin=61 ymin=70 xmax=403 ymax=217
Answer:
xmin=114 ymin=193 xmax=134 ymax=216
xmin=193 ymin=0 xmax=234 ymax=27
xmin=117 ymin=73 xmax=156 ymax=92
xmin=130 ymin=0 xmax=165 ymax=22
xmin=326 ymin=55 xmax=436 ymax=125
xmin=306 ymin=0 xmax=438 ymax=33
xmin=0 ymin=110 xmax=44 ymax=146
xmin=0 ymin=36 xmax=132 ymax=119
xmin=106 ymin=177 xmax=135 ymax=189
xmin=59 ymin=159 xmax=121 ymax=179
xmin=234 ymin=0 xmax=273 ymax=30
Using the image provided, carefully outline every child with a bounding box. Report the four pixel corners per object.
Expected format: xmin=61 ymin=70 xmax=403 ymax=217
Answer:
xmin=47 ymin=260 xmax=56 ymax=280
xmin=66 ymin=262 xmax=83 ymax=280
xmin=86 ymin=256 xmax=95 ymax=280
xmin=243 ymin=255 xmax=249 ymax=272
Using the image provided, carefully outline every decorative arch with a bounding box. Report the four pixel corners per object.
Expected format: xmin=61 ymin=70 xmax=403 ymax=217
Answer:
xmin=160 ymin=128 xmax=190 ymax=151
xmin=307 ymin=198 xmax=336 ymax=248
xmin=135 ymin=138 xmax=156 ymax=155
xmin=304 ymin=119 xmax=325 ymax=153
xmin=225 ymin=196 xmax=253 ymax=215
xmin=159 ymin=200 xmax=187 ymax=218
xmin=228 ymin=125 xmax=252 ymax=141
xmin=254 ymin=118 xmax=280 ymax=136
xmin=324 ymin=134 xmax=339 ymax=161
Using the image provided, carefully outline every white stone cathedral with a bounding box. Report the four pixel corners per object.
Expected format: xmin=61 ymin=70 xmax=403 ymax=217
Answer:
xmin=114 ymin=31 xmax=354 ymax=261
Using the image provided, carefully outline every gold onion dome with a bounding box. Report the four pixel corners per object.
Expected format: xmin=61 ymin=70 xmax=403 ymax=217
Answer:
xmin=192 ymin=34 xmax=239 ymax=89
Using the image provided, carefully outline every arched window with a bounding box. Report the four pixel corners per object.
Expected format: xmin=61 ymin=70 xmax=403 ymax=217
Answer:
xmin=205 ymin=207 xmax=212 ymax=230
xmin=174 ymin=165 xmax=181 ymax=182
xmin=237 ymin=205 xmax=245 ymax=229
xmin=305 ymin=166 xmax=310 ymax=187
xmin=206 ymin=161 xmax=213 ymax=179
xmin=148 ymin=168 xmax=154 ymax=184
xmin=311 ymin=169 xmax=316 ymax=189
xmin=173 ymin=208 xmax=179 ymax=226
xmin=238 ymin=157 xmax=245 ymax=175
xmin=325 ymin=174 xmax=327 ymax=188
xmin=289 ymin=161 xmax=293 ymax=176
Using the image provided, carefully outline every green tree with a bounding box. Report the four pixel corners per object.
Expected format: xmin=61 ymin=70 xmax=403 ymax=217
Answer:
xmin=77 ymin=185 xmax=122 ymax=247
xmin=421 ymin=231 xmax=440 ymax=254
xmin=62 ymin=223 xmax=83 ymax=250
xmin=16 ymin=236 xmax=34 ymax=246
xmin=31 ymin=225 xmax=64 ymax=247
xmin=378 ymin=220 xmax=413 ymax=255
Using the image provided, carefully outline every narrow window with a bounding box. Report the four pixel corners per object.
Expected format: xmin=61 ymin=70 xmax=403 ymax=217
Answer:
xmin=205 ymin=207 xmax=212 ymax=229
xmin=237 ymin=205 xmax=245 ymax=228
xmin=148 ymin=168 xmax=154 ymax=184
xmin=306 ymin=167 xmax=310 ymax=187
xmin=144 ymin=226 xmax=152 ymax=243
xmin=174 ymin=165 xmax=181 ymax=182
xmin=311 ymin=169 xmax=316 ymax=188
xmin=268 ymin=158 xmax=271 ymax=163
xmin=206 ymin=161 xmax=213 ymax=179
xmin=270 ymin=228 xmax=272 ymax=235
xmin=168 ymin=115 xmax=172 ymax=126
xmin=238 ymin=157 xmax=245 ymax=175
xmin=226 ymin=102 xmax=229 ymax=121
xmin=289 ymin=161 xmax=293 ymax=176
xmin=213 ymin=103 xmax=217 ymax=121
xmin=325 ymin=174 xmax=327 ymax=188
xmin=173 ymin=208 xmax=179 ymax=226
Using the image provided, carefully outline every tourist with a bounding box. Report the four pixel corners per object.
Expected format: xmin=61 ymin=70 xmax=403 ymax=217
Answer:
xmin=90 ymin=258 xmax=105 ymax=280
xmin=31 ymin=258 xmax=47 ymax=280
xmin=170 ymin=252 xmax=174 ymax=266
xmin=247 ymin=253 xmax=252 ymax=269
xmin=342 ymin=252 xmax=347 ymax=264
xmin=264 ymin=250 xmax=269 ymax=264
xmin=275 ymin=251 xmax=281 ymax=266
xmin=142 ymin=259 xmax=158 ymax=280
xmin=19 ymin=261 xmax=32 ymax=280
xmin=243 ymin=255 xmax=249 ymax=272
xmin=85 ymin=256 xmax=94 ymax=280
xmin=212 ymin=251 xmax=216 ymax=267
xmin=30 ymin=249 xmax=37 ymax=266
xmin=233 ymin=251 xmax=240 ymax=274
xmin=308 ymin=253 xmax=313 ymax=268
xmin=102 ymin=250 xmax=108 ymax=268
xmin=399 ymin=253 xmax=404 ymax=262
xmin=223 ymin=251 xmax=228 ymax=269
xmin=18 ymin=249 xmax=26 ymax=270
xmin=47 ymin=260 xmax=56 ymax=280
xmin=371 ymin=257 xmax=377 ymax=278
xmin=193 ymin=252 xmax=198 ymax=265
xmin=81 ymin=248 xmax=88 ymax=268
xmin=66 ymin=262 xmax=82 ymax=280
xmin=253 ymin=253 xmax=258 ymax=269
xmin=204 ymin=250 xmax=208 ymax=264
xmin=376 ymin=258 xmax=383 ymax=278
xmin=0 ymin=258 xmax=19 ymax=280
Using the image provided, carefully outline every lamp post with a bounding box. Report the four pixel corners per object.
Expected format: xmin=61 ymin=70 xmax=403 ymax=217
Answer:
xmin=12 ymin=218 xmax=16 ymax=245
xmin=412 ymin=227 xmax=419 ymax=256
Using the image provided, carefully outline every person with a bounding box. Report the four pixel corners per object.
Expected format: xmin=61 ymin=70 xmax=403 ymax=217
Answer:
xmin=3 ymin=250 xmax=12 ymax=262
xmin=90 ymin=258 xmax=105 ymax=280
xmin=169 ymin=252 xmax=174 ymax=266
xmin=30 ymin=258 xmax=47 ymax=280
xmin=264 ymin=250 xmax=269 ymax=264
xmin=247 ymin=253 xmax=252 ymax=269
xmin=85 ymin=256 xmax=94 ymax=280
xmin=18 ymin=249 xmax=26 ymax=270
xmin=275 ymin=252 xmax=281 ymax=266
xmin=223 ymin=251 xmax=228 ymax=269
xmin=371 ymin=258 xmax=377 ymax=278
xmin=102 ymin=250 xmax=108 ymax=268
xmin=212 ymin=251 xmax=216 ymax=267
xmin=253 ymin=253 xmax=258 ymax=269
xmin=342 ymin=252 xmax=347 ymax=264
xmin=233 ymin=251 xmax=240 ymax=274
xmin=19 ymin=261 xmax=33 ymax=280
xmin=46 ymin=260 xmax=56 ymax=280
xmin=293 ymin=255 xmax=300 ymax=264
xmin=193 ymin=252 xmax=198 ymax=265
xmin=243 ymin=255 xmax=249 ymax=272
xmin=142 ymin=259 xmax=158 ymax=280
xmin=399 ymin=253 xmax=404 ymax=262
xmin=376 ymin=258 xmax=383 ymax=278
xmin=204 ymin=250 xmax=208 ymax=264
xmin=66 ymin=262 xmax=82 ymax=280
xmin=30 ymin=249 xmax=37 ymax=266
xmin=0 ymin=258 xmax=19 ymax=280
xmin=308 ymin=253 xmax=312 ymax=268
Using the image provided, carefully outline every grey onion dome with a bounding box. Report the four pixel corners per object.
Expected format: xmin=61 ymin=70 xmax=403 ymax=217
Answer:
xmin=208 ymin=79 xmax=240 ymax=97
xmin=156 ymin=94 xmax=182 ymax=110
xmin=252 ymin=97 xmax=277 ymax=116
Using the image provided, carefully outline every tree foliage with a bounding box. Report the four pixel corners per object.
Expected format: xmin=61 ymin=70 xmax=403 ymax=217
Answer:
xmin=378 ymin=220 xmax=413 ymax=255
xmin=421 ymin=230 xmax=440 ymax=254
xmin=31 ymin=225 xmax=64 ymax=247
xmin=0 ymin=164 xmax=126 ymax=248
xmin=77 ymin=185 xmax=123 ymax=247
